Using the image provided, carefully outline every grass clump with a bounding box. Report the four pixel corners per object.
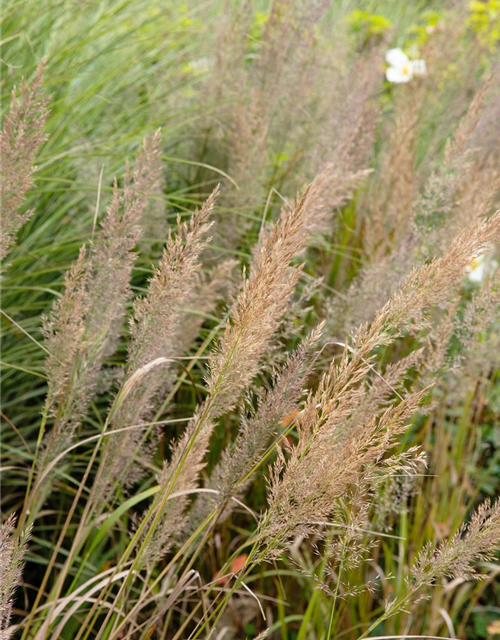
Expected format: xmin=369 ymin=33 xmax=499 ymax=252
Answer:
xmin=2 ymin=1 xmax=500 ymax=638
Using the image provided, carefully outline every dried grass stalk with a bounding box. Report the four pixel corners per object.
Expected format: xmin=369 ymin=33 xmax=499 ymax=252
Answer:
xmin=95 ymin=188 xmax=218 ymax=504
xmin=0 ymin=63 xmax=49 ymax=261
xmin=257 ymin=209 xmax=500 ymax=561
xmin=37 ymin=132 xmax=162 ymax=506
xmin=0 ymin=516 xmax=30 ymax=639
xmin=140 ymin=171 xmax=341 ymax=562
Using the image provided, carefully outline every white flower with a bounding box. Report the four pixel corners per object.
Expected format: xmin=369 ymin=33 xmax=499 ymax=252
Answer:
xmin=187 ymin=57 xmax=211 ymax=73
xmin=467 ymin=252 xmax=499 ymax=283
xmin=385 ymin=48 xmax=426 ymax=83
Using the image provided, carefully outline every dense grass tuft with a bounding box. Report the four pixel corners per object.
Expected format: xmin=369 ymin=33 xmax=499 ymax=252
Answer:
xmin=2 ymin=1 xmax=500 ymax=638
